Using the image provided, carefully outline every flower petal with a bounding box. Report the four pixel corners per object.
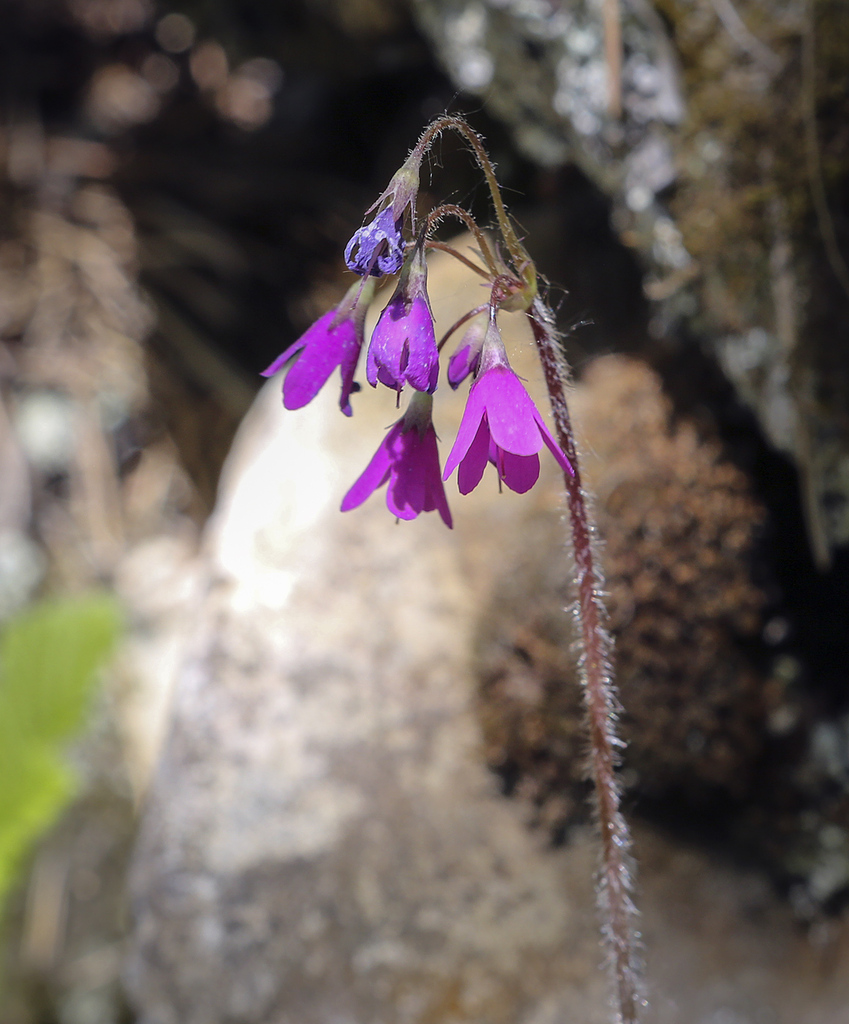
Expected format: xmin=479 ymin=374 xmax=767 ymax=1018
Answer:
xmin=498 ymin=449 xmax=540 ymax=493
xmin=456 ymin=416 xmax=490 ymax=495
xmin=400 ymin=296 xmax=438 ymax=393
xmin=443 ymin=380 xmax=488 ymax=479
xmin=387 ymin=470 xmax=425 ymax=519
xmin=424 ymin=473 xmax=454 ymax=527
xmin=417 ymin=426 xmax=453 ymax=527
xmin=367 ymin=294 xmax=438 ymax=395
xmin=447 ymin=343 xmax=476 ymax=389
xmin=386 ymin=429 xmax=427 ymax=520
xmin=340 ymin=424 xmax=398 ymax=511
xmin=338 ymin=336 xmax=361 ymax=417
xmin=367 ymin=296 xmax=406 ymax=390
xmin=283 ymin=320 xmax=356 ymax=410
xmin=479 ymin=367 xmax=545 ymax=456
xmin=261 ymin=336 xmax=305 ymax=378
xmin=535 ymin=413 xmax=574 ymax=476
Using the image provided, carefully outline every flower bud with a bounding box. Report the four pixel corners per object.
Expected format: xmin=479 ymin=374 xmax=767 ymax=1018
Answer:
xmin=447 ymin=316 xmax=486 ymax=389
xmin=344 ymin=149 xmax=422 ymax=277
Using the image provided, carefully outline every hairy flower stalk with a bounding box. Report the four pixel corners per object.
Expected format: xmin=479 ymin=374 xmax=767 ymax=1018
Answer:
xmin=528 ymin=296 xmax=642 ymax=1024
xmin=265 ymin=115 xmax=642 ymax=1024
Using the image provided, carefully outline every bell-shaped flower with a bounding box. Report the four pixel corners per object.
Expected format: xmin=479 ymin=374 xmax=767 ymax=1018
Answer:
xmin=447 ymin=316 xmax=486 ymax=389
xmin=261 ymin=278 xmax=375 ymax=417
xmin=366 ymin=245 xmax=439 ymax=396
xmin=344 ymin=150 xmax=422 ymax=277
xmin=443 ymin=313 xmax=573 ymax=494
xmin=341 ymin=393 xmax=452 ymax=527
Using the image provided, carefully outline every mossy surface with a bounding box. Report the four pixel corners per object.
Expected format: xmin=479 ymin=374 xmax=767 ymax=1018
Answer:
xmin=649 ymin=0 xmax=849 ymax=554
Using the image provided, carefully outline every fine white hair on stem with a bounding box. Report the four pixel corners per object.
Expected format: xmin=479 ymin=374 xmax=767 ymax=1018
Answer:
xmin=527 ymin=296 xmax=644 ymax=1024
xmin=393 ymin=114 xmax=642 ymax=1021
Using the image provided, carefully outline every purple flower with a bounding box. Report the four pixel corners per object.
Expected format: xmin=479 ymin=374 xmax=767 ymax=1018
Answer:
xmin=443 ymin=315 xmax=573 ymax=494
xmin=366 ymin=246 xmax=438 ymax=395
xmin=447 ymin=317 xmax=486 ymax=389
xmin=341 ymin=394 xmax=452 ymax=527
xmin=345 ymin=207 xmax=406 ymax=277
xmin=261 ymin=279 xmax=375 ymax=417
xmin=345 ymin=152 xmax=422 ymax=277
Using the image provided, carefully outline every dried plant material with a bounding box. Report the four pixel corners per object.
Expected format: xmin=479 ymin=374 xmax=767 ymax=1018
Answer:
xmin=479 ymin=355 xmax=769 ymax=824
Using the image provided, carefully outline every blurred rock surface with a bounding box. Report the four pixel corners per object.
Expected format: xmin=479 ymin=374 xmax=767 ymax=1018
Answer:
xmin=0 ymin=64 xmax=203 ymax=1020
xmin=125 ymin=253 xmax=849 ymax=1022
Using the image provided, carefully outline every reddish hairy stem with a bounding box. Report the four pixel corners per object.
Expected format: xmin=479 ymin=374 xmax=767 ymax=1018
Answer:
xmin=435 ymin=303 xmax=488 ymax=353
xmin=424 ymin=240 xmax=489 ymax=280
xmin=528 ymin=297 xmax=641 ymax=1024
xmin=425 ymin=203 xmax=498 ymax=274
xmin=411 ymin=116 xmax=535 ymax=296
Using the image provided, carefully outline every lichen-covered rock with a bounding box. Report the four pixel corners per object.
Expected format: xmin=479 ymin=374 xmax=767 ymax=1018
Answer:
xmin=411 ymin=0 xmax=683 ymax=202
xmin=656 ymin=0 xmax=849 ymax=564
xmin=411 ymin=0 xmax=849 ymax=564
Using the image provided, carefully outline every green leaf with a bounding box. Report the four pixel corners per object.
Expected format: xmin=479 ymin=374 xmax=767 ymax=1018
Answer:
xmin=0 ymin=595 xmax=121 ymax=742
xmin=0 ymin=594 xmax=122 ymax=907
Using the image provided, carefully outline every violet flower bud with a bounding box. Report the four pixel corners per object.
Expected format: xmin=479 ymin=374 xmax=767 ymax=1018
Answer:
xmin=345 ymin=207 xmax=405 ymax=277
xmin=344 ymin=150 xmax=422 ymax=277
xmin=447 ymin=316 xmax=486 ymax=389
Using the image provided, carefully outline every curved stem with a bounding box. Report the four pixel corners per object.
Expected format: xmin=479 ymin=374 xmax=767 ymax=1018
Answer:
xmin=411 ymin=116 xmax=535 ymax=297
xmin=426 ymin=203 xmax=499 ymax=274
xmin=436 ymin=304 xmax=488 ymax=353
xmin=425 ymin=241 xmax=490 ymax=279
xmin=528 ymin=296 xmax=642 ymax=1024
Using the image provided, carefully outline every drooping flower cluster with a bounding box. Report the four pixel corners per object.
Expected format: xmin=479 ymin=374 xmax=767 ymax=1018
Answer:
xmin=261 ymin=119 xmax=573 ymax=527
xmin=260 ymin=121 xmax=641 ymax=1024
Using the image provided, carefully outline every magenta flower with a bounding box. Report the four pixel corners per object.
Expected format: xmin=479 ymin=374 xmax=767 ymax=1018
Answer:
xmin=261 ymin=279 xmax=375 ymax=417
xmin=443 ymin=315 xmax=573 ymax=494
xmin=447 ymin=316 xmax=486 ymax=389
xmin=366 ymin=246 xmax=438 ymax=395
xmin=341 ymin=393 xmax=452 ymax=527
